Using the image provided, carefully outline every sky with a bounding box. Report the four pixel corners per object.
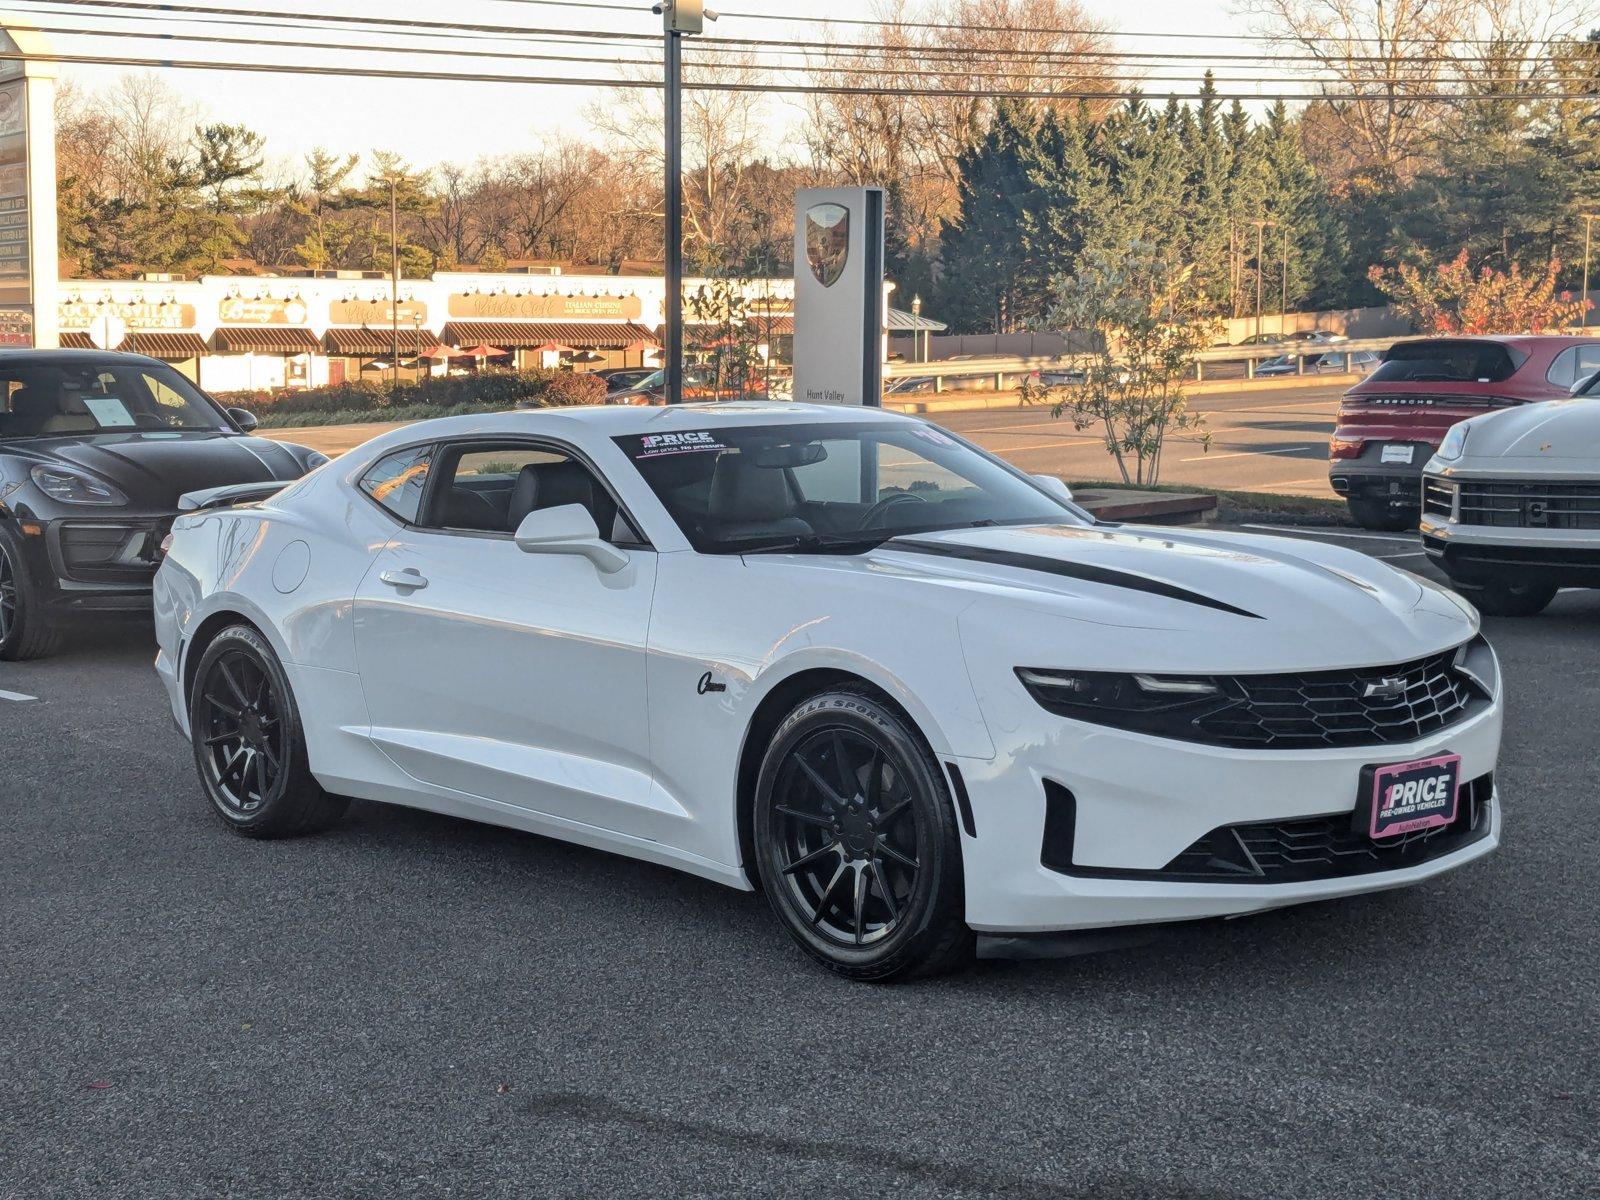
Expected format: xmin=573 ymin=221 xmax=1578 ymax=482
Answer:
xmin=23 ymin=0 xmax=1250 ymax=174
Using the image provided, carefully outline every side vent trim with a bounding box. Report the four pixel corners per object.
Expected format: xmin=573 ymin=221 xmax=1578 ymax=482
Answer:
xmin=944 ymin=762 xmax=977 ymax=838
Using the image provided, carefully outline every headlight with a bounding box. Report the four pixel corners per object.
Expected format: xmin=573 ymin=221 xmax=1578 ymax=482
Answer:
xmin=30 ymin=465 xmax=127 ymax=506
xmin=1436 ymin=423 xmax=1469 ymax=461
xmin=1016 ymin=668 xmax=1228 ymax=726
xmin=301 ymin=450 xmax=330 ymax=471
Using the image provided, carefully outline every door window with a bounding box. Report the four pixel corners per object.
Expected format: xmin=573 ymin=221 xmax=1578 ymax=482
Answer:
xmin=422 ymin=442 xmax=639 ymax=543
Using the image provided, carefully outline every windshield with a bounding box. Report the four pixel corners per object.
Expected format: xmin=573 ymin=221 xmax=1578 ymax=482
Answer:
xmin=1368 ymin=341 xmax=1526 ymax=384
xmin=0 ymin=360 xmax=232 ymax=439
xmin=614 ymin=419 xmax=1084 ymax=553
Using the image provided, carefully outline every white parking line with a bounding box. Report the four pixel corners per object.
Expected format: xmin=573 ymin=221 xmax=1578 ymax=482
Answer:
xmin=0 ymin=687 xmax=37 ymax=702
xmin=1180 ymin=445 xmax=1313 ymax=463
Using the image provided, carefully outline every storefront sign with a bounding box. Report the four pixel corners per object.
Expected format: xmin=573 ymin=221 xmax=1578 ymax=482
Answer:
xmin=59 ymin=296 xmax=197 ymax=331
xmin=0 ymin=306 xmax=30 ymax=346
xmin=329 ymin=297 xmax=429 ymax=326
xmin=218 ymin=293 xmax=311 ymax=325
xmin=0 ymin=78 xmax=27 ymax=283
xmin=446 ymin=292 xmax=642 ymax=321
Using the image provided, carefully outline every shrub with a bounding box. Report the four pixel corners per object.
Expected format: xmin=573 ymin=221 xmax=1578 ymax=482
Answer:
xmin=216 ymin=369 xmax=607 ymax=421
xmin=541 ymin=372 xmax=607 ymax=407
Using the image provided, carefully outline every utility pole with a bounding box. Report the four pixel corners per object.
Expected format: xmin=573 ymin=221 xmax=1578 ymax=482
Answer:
xmin=656 ymin=0 xmax=716 ymax=404
xmin=1250 ymin=219 xmax=1274 ymax=342
xmin=1584 ymin=213 xmax=1598 ymax=329
xmin=389 ymin=176 xmax=400 ymax=392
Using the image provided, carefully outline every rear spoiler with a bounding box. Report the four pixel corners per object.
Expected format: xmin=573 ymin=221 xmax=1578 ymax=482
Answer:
xmin=177 ymin=480 xmax=291 ymax=512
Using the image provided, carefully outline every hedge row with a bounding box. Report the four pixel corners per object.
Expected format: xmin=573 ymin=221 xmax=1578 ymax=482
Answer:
xmin=221 ymin=369 xmax=607 ymax=418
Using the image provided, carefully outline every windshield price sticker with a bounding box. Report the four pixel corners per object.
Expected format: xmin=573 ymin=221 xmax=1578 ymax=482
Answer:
xmin=82 ymin=396 xmax=135 ymax=428
xmin=636 ymin=431 xmax=726 ymax=458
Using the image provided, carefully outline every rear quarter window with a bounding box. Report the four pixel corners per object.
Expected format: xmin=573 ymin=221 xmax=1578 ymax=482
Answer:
xmin=359 ymin=445 xmax=432 ymax=523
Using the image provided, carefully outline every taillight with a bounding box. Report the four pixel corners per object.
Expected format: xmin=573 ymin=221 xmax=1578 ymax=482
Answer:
xmin=1329 ymin=437 xmax=1363 ymax=460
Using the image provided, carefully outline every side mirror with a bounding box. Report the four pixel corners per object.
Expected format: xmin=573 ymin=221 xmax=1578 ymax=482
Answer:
xmin=228 ymin=406 xmax=259 ymax=432
xmin=1032 ymin=474 xmax=1075 ymax=504
xmin=513 ymin=503 xmax=629 ymax=574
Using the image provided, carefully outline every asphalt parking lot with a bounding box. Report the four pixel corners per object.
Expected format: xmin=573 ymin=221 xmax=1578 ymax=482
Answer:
xmin=2 ymin=525 xmax=1597 ymax=1199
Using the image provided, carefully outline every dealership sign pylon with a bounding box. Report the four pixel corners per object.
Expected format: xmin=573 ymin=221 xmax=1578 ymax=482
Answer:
xmin=792 ymin=187 xmax=884 ymax=406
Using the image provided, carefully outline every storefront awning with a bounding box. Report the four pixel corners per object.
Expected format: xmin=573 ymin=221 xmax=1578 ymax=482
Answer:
xmin=213 ymin=327 xmax=323 ymax=353
xmin=324 ymin=327 xmax=436 ymax=355
xmin=687 ymin=316 xmax=795 ymax=336
xmin=439 ymin=320 xmax=659 ymax=350
xmin=61 ymin=331 xmax=210 ymax=357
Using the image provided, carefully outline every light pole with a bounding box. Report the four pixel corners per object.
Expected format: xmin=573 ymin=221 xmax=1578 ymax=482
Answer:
xmin=911 ymin=293 xmax=922 ymax=363
xmin=656 ymin=0 xmax=716 ymax=404
xmin=1583 ymin=213 xmax=1598 ymax=329
xmin=388 ymin=176 xmax=400 ymax=392
xmin=1280 ymin=225 xmax=1290 ymax=336
xmin=1250 ymin=218 xmax=1276 ymax=342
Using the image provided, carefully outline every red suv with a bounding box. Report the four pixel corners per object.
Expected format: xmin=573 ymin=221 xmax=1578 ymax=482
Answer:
xmin=1330 ymin=335 xmax=1600 ymax=529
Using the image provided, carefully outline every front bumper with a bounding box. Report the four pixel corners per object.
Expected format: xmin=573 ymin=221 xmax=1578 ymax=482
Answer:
xmin=1421 ymin=476 xmax=1600 ymax=586
xmin=950 ymin=698 xmax=1502 ymax=933
xmin=11 ymin=513 xmax=174 ymax=615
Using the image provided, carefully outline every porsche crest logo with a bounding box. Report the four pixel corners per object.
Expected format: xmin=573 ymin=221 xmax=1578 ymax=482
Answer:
xmin=805 ymin=203 xmax=850 ymax=288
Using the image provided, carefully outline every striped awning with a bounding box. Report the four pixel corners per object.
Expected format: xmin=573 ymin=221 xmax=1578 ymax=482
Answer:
xmin=213 ymin=327 xmax=323 ymax=353
xmin=324 ymin=327 xmax=436 ymax=355
xmin=686 ymin=316 xmax=794 ymax=336
xmin=60 ymin=331 xmax=210 ymax=357
xmin=439 ymin=320 xmax=659 ymax=350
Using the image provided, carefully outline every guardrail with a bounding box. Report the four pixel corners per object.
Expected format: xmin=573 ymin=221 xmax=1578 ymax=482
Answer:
xmin=882 ymin=335 xmax=1412 ymax=392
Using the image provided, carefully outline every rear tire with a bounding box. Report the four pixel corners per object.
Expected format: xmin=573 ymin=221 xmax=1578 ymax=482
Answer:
xmin=188 ymin=625 xmax=347 ymax=838
xmin=0 ymin=526 xmax=60 ymax=662
xmin=752 ymin=686 xmax=973 ymax=981
xmin=1458 ymin=579 xmax=1557 ymax=617
xmin=1346 ymin=497 xmax=1417 ymax=532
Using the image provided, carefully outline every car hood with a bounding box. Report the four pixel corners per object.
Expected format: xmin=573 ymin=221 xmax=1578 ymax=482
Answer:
xmin=9 ymin=431 xmax=306 ymax=510
xmin=1449 ymin=399 xmax=1600 ymax=463
xmin=850 ymin=523 xmax=1477 ymax=672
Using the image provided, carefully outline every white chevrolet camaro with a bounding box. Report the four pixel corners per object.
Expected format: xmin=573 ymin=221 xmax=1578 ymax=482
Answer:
xmin=153 ymin=403 xmax=1503 ymax=979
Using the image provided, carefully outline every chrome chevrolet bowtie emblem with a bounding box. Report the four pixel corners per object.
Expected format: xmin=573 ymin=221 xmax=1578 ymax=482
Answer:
xmin=1363 ymin=678 xmax=1407 ymax=701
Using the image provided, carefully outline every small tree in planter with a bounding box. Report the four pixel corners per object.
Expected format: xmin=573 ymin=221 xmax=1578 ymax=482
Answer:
xmin=1025 ymin=243 xmax=1218 ymax=487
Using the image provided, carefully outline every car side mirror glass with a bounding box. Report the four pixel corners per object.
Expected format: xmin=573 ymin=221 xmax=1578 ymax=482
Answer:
xmin=513 ymin=503 xmax=629 ymax=574
xmin=227 ymin=406 xmax=259 ymax=432
xmin=1032 ymin=474 xmax=1074 ymax=504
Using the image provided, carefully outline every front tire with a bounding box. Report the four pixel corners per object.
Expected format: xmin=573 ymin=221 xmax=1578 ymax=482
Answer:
xmin=753 ymin=687 xmax=972 ymax=981
xmin=1346 ymin=497 xmax=1417 ymax=532
xmin=188 ymin=625 xmax=348 ymax=838
xmin=1457 ymin=579 xmax=1557 ymax=617
xmin=0 ymin=525 xmax=60 ymax=661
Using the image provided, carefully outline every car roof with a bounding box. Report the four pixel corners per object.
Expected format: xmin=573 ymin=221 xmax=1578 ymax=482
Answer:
xmin=352 ymin=401 xmax=920 ymax=454
xmin=0 ymin=348 xmax=170 ymax=367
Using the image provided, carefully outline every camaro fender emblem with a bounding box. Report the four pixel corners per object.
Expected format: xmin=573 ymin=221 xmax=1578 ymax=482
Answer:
xmin=696 ymin=671 xmax=727 ymax=695
xmin=1362 ymin=678 xmax=1408 ymax=701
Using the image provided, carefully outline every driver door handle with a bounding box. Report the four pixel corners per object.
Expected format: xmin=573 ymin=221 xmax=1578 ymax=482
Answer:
xmin=379 ymin=568 xmax=428 ymax=590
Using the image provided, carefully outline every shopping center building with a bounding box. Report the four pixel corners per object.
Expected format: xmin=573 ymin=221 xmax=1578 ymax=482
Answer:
xmin=54 ymin=268 xmax=797 ymax=394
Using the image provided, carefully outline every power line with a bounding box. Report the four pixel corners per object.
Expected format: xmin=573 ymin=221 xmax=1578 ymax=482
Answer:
xmin=10 ymin=46 xmax=1600 ymax=102
xmin=22 ymin=20 xmax=1593 ymax=92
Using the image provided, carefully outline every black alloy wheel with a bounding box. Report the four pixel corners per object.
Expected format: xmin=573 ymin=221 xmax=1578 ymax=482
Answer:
xmin=754 ymin=687 xmax=971 ymax=980
xmin=0 ymin=528 xmax=59 ymax=661
xmin=197 ymin=647 xmax=287 ymax=817
xmin=188 ymin=625 xmax=348 ymax=838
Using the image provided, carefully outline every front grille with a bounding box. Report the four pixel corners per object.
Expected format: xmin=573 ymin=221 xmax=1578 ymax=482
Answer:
xmin=53 ymin=518 xmax=171 ymax=584
xmin=1422 ymin=477 xmax=1456 ymax=517
xmin=1455 ymin=480 xmax=1600 ymax=530
xmin=1043 ymin=774 xmax=1495 ymax=884
xmin=1192 ymin=649 xmax=1486 ymax=750
xmin=1159 ymin=772 xmax=1494 ymax=883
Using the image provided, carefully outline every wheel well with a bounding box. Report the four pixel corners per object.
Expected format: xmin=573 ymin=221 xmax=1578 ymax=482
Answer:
xmin=181 ymin=610 xmax=265 ymax=706
xmin=734 ymin=668 xmax=927 ymax=889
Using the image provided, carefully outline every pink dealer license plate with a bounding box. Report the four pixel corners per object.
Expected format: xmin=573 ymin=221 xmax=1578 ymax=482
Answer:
xmin=1362 ymin=753 xmax=1462 ymax=839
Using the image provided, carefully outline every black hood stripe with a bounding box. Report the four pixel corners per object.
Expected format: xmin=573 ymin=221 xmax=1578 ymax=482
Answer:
xmin=890 ymin=539 xmax=1264 ymax=620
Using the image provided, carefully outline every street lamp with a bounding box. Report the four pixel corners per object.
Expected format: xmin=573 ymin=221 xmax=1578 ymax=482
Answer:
xmin=1583 ymin=213 xmax=1599 ymax=329
xmin=911 ymin=293 xmax=922 ymax=363
xmin=655 ymin=0 xmax=717 ymax=404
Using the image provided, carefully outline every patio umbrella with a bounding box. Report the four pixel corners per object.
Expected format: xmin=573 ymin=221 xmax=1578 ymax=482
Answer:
xmin=417 ymin=343 xmax=460 ymax=361
xmin=569 ymin=350 xmax=606 ymax=363
xmin=460 ymin=343 xmax=510 ymax=359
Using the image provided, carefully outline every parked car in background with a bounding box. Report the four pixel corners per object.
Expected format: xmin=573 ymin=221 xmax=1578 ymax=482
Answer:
xmin=1255 ymin=348 xmax=1381 ymax=377
xmin=606 ymin=367 xmax=770 ymax=405
xmin=1329 ymin=336 xmax=1600 ymax=530
xmin=0 ymin=350 xmax=324 ymax=660
xmin=597 ymin=367 xmax=656 ymax=394
xmin=1421 ymin=392 xmax=1600 ymax=615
